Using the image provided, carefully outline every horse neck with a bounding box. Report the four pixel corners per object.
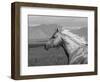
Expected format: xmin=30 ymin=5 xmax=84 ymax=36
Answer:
xmin=62 ymin=35 xmax=80 ymax=54
xmin=61 ymin=39 xmax=80 ymax=63
xmin=61 ymin=29 xmax=86 ymax=54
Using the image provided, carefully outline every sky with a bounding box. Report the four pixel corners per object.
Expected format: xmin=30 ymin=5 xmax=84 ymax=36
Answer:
xmin=28 ymin=15 xmax=88 ymax=29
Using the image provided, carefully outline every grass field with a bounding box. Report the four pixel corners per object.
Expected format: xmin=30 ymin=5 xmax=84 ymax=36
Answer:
xmin=28 ymin=46 xmax=68 ymax=66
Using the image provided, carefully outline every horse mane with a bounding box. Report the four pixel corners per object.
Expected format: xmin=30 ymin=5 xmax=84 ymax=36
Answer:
xmin=57 ymin=28 xmax=87 ymax=45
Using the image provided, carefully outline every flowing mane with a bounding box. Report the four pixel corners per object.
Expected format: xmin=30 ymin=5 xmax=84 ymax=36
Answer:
xmin=59 ymin=28 xmax=87 ymax=46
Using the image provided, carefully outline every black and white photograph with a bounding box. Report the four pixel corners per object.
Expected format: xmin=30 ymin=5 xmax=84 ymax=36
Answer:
xmin=28 ymin=15 xmax=88 ymax=66
xmin=11 ymin=2 xmax=97 ymax=79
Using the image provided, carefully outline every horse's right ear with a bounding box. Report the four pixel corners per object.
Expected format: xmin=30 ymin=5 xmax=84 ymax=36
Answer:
xmin=57 ymin=27 xmax=62 ymax=33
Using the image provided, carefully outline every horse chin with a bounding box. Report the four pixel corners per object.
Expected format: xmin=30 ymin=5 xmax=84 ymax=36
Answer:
xmin=44 ymin=43 xmax=57 ymax=50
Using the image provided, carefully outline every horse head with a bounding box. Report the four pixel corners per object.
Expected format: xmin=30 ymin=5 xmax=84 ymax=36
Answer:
xmin=44 ymin=28 xmax=63 ymax=50
xmin=44 ymin=27 xmax=70 ymax=64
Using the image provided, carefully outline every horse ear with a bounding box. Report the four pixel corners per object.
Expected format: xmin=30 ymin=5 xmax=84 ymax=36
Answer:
xmin=57 ymin=28 xmax=59 ymax=32
xmin=57 ymin=27 xmax=62 ymax=33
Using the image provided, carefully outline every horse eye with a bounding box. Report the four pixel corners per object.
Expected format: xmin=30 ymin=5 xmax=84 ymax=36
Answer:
xmin=52 ymin=36 xmax=55 ymax=38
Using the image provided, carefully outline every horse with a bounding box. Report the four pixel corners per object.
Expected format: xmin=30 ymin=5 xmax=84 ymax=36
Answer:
xmin=44 ymin=27 xmax=88 ymax=64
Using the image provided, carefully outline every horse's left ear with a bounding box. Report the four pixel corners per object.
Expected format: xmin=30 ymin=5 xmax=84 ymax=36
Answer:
xmin=57 ymin=28 xmax=59 ymax=32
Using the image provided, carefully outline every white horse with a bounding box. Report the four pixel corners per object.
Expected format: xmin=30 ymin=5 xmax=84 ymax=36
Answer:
xmin=44 ymin=27 xmax=88 ymax=64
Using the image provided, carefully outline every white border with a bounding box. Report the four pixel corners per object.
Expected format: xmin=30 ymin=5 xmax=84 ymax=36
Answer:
xmin=20 ymin=7 xmax=95 ymax=75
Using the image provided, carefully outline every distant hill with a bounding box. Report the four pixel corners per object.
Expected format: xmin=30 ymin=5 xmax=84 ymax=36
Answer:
xmin=28 ymin=24 xmax=61 ymax=44
xmin=28 ymin=24 xmax=88 ymax=44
